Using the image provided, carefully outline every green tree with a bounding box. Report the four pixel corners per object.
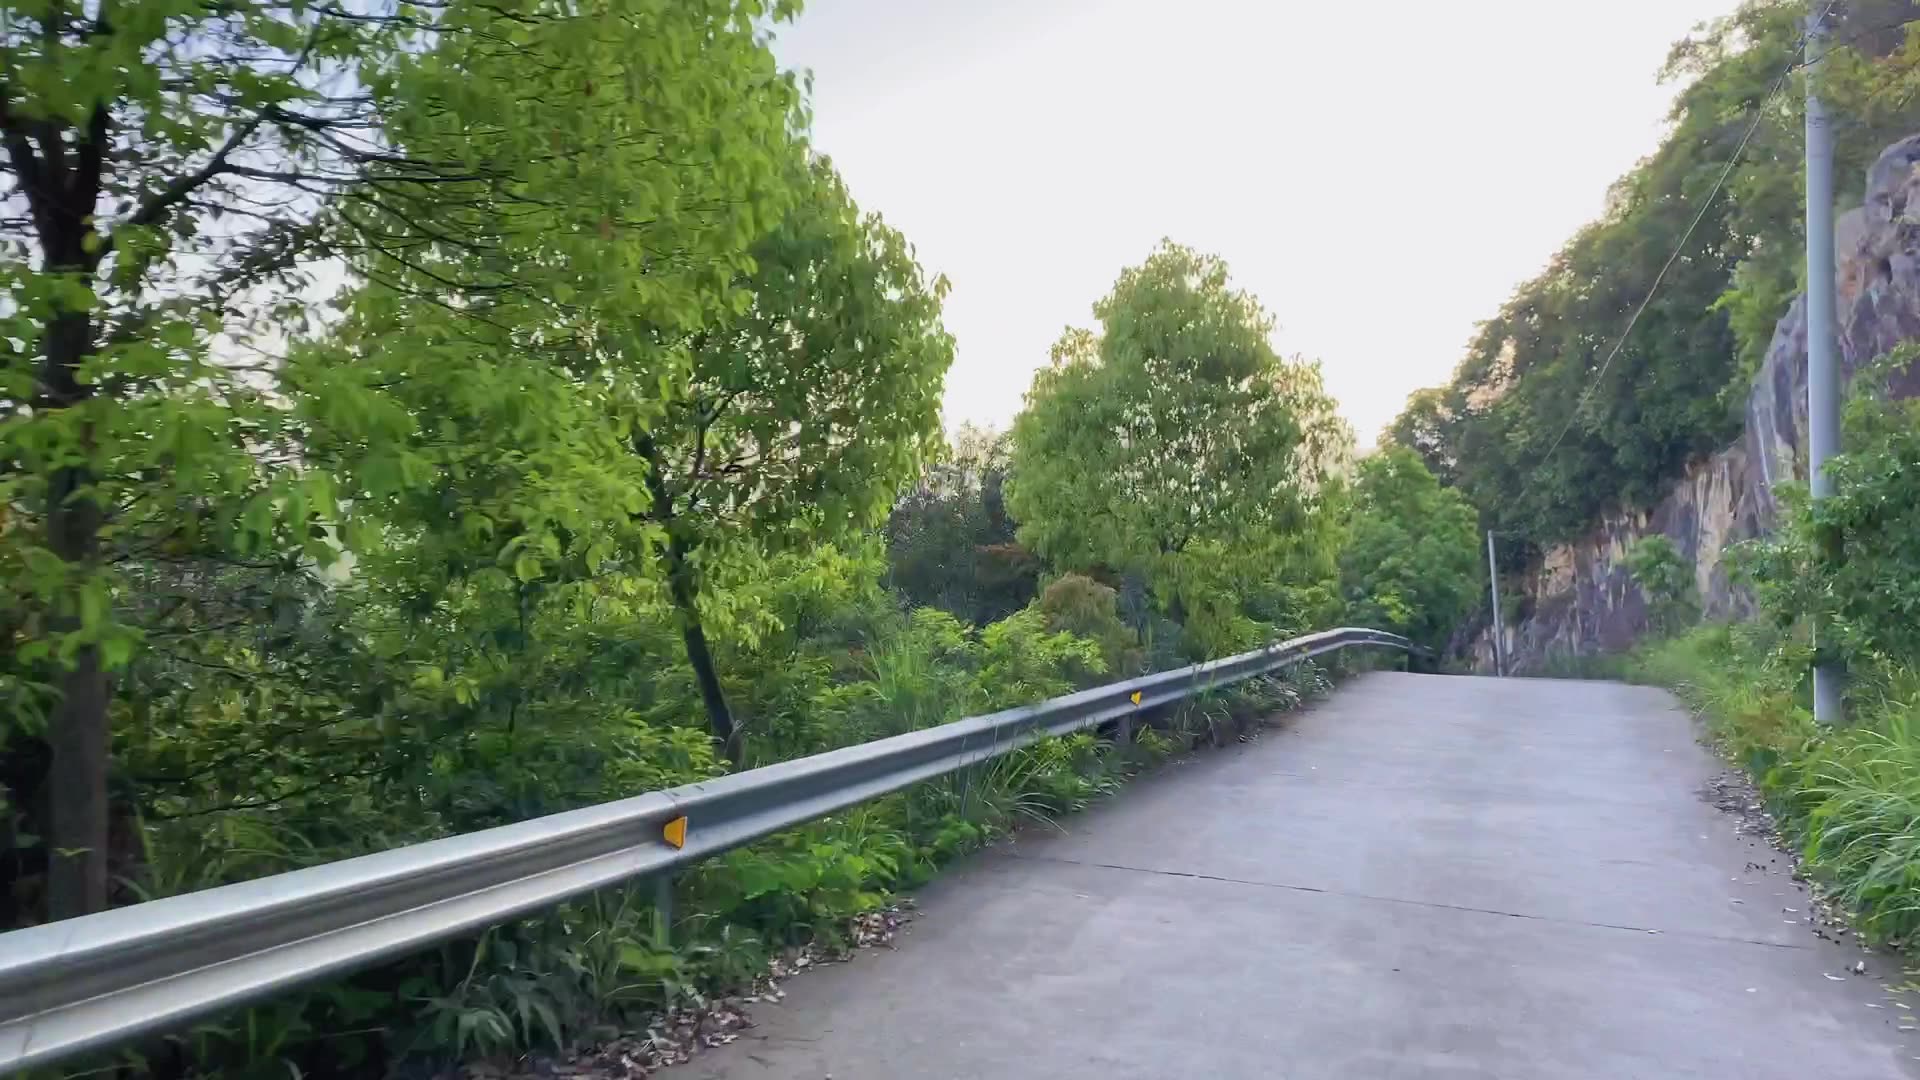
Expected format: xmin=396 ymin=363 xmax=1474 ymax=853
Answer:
xmin=1 ymin=0 xmax=800 ymax=919
xmin=1339 ymin=448 xmax=1481 ymax=651
xmin=1005 ymin=240 xmax=1351 ymax=649
xmin=631 ymin=154 xmax=953 ymax=755
xmin=1384 ymin=387 xmax=1458 ymax=486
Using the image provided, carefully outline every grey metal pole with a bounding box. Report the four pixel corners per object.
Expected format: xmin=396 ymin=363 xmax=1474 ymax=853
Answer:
xmin=1486 ymin=530 xmax=1505 ymax=677
xmin=1806 ymin=3 xmax=1845 ymax=725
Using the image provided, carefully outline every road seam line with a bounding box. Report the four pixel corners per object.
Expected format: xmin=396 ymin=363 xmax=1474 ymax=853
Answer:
xmin=996 ymin=851 xmax=1809 ymax=951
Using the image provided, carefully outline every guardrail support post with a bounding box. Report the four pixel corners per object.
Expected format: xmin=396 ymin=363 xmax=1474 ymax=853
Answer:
xmin=654 ymin=873 xmax=675 ymax=945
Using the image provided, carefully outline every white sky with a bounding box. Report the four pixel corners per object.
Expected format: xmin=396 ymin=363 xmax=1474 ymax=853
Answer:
xmin=773 ymin=0 xmax=1740 ymax=446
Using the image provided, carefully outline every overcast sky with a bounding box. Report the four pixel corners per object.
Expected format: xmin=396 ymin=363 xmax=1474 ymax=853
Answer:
xmin=773 ymin=0 xmax=1739 ymax=446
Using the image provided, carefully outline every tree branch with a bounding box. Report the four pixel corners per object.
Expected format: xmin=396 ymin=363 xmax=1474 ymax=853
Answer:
xmin=105 ymin=24 xmax=323 ymax=259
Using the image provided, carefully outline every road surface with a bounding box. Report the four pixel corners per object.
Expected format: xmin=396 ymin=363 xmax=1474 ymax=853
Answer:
xmin=687 ymin=672 xmax=1917 ymax=1079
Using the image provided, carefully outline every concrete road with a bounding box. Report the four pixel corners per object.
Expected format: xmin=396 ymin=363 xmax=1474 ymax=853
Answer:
xmin=686 ymin=673 xmax=1918 ymax=1079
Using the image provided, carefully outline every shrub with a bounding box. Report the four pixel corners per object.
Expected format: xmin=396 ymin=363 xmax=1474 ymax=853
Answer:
xmin=1037 ymin=573 xmax=1142 ymax=676
xmin=1742 ymin=348 xmax=1920 ymax=670
xmin=1624 ymin=535 xmax=1698 ymax=637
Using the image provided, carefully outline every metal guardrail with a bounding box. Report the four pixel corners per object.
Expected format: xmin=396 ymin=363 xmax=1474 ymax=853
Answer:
xmin=0 ymin=626 xmax=1410 ymax=1072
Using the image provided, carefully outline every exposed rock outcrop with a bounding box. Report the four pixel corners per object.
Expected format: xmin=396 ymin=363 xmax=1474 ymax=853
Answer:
xmin=1473 ymin=135 xmax=1920 ymax=672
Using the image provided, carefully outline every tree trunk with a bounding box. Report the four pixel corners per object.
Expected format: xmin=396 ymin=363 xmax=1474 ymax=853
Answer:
xmin=663 ymin=534 xmax=738 ymax=760
xmin=638 ymin=443 xmax=739 ymax=761
xmin=14 ymin=95 xmax=116 ymax=921
xmin=42 ymin=314 xmax=111 ymax=921
xmin=46 ymin=628 xmax=109 ymax=919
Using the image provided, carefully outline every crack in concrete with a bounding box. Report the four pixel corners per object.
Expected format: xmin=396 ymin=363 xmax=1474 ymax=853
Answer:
xmin=997 ymin=850 xmax=1810 ymax=952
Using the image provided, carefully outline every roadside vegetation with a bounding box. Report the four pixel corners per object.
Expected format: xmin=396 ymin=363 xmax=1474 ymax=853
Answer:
xmin=0 ymin=1 xmax=1482 ymax=1075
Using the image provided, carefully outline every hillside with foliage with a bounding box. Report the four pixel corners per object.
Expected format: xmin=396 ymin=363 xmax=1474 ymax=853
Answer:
xmin=0 ymin=1 xmax=1481 ymax=1074
xmin=1388 ymin=0 xmax=1920 ymax=554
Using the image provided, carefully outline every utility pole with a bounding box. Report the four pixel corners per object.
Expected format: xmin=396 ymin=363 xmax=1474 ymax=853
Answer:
xmin=1805 ymin=2 xmax=1845 ymax=724
xmin=1486 ymin=530 xmax=1505 ymax=677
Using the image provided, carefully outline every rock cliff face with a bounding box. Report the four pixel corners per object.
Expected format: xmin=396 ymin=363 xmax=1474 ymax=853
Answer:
xmin=1473 ymin=135 xmax=1920 ymax=672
